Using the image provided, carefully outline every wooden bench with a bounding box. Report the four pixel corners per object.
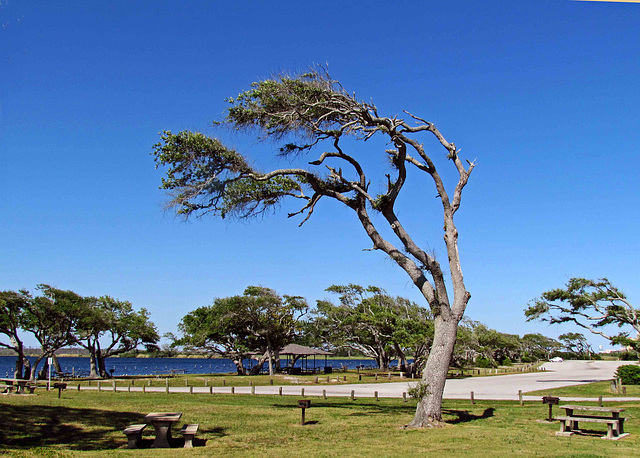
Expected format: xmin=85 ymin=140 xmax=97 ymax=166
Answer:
xmin=123 ymin=424 xmax=147 ymax=449
xmin=556 ymin=404 xmax=628 ymax=440
xmin=180 ymin=423 xmax=199 ymax=448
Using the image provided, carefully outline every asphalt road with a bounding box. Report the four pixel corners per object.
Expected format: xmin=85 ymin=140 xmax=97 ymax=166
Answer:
xmin=98 ymin=360 xmax=639 ymax=401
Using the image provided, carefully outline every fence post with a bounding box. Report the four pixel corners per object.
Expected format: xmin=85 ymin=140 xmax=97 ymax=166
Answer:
xmin=98 ymin=381 xmax=101 ymax=392
xmin=209 ymin=386 xmax=213 ymax=394
xmin=471 ymin=391 xmax=475 ymax=405
xmin=231 ymin=386 xmax=235 ymax=394
xmin=190 ymin=386 xmax=194 ymax=395
xmin=323 ymin=389 xmax=326 ymax=399
xmin=403 ymin=392 xmax=407 ymax=402
xmin=350 ymin=390 xmax=355 ymax=400
xmin=518 ymin=390 xmax=523 ymax=406
xmin=279 ymin=387 xmax=282 ymax=396
xmin=251 ymin=386 xmax=255 ymax=395
xmin=375 ymin=391 xmax=378 ymax=401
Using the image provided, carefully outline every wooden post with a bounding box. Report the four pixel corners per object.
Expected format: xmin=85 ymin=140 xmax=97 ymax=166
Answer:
xmin=323 ymin=389 xmax=327 ymax=399
xmin=598 ymin=395 xmax=603 ymax=407
xmin=518 ymin=390 xmax=523 ymax=406
xmin=205 ymin=379 xmax=208 ymax=387
xmin=165 ymin=378 xmax=169 ymax=394
xmin=359 ymin=374 xmax=362 ymax=381
xmin=314 ymin=377 xmax=318 ymax=384
xmin=148 ymin=379 xmax=152 ymax=386
xmin=249 ymin=381 xmax=253 ymax=386
xmin=326 ymin=376 xmax=330 ymax=383
xmin=231 ymin=386 xmax=235 ymax=394
xmin=251 ymin=386 xmax=255 ymax=395
xmin=190 ymin=386 xmax=194 ymax=395
xmin=209 ymin=386 xmax=213 ymax=394
xmin=623 ymin=386 xmax=627 ymax=395
xmin=301 ymin=388 xmax=305 ymax=397
xmin=470 ymin=391 xmax=475 ymax=405
xmin=128 ymin=385 xmax=131 ymax=393
xmin=343 ymin=376 xmax=347 ymax=382
xmin=270 ymin=379 xmax=274 ymax=385
xmin=403 ymin=392 xmax=407 ymax=402
xmin=113 ymin=381 xmax=117 ymax=392
xmin=98 ymin=381 xmax=101 ymax=392
xmin=375 ymin=374 xmax=378 ymax=381
xmin=375 ymin=391 xmax=378 ymax=401
xmin=350 ymin=390 xmax=355 ymax=400
xmin=185 ymin=379 xmax=189 ymax=387
xmin=279 ymin=387 xmax=282 ymax=396
xmin=388 ymin=372 xmax=391 ymax=380
xmin=77 ymin=384 xmax=81 ymax=391
xmin=143 ymin=385 xmax=146 ymax=393
xmin=222 ymin=379 xmax=226 ymax=386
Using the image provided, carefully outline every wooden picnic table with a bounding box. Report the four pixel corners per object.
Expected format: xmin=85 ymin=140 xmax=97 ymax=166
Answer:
xmin=557 ymin=405 xmax=628 ymax=440
xmin=0 ymin=378 xmax=34 ymax=394
xmin=144 ymin=412 xmax=182 ymax=448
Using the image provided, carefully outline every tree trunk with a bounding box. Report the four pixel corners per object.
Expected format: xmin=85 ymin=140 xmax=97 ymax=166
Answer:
xmin=409 ymin=316 xmax=458 ymax=427
xmin=13 ymin=345 xmax=25 ymax=379
xmin=52 ymin=354 xmax=63 ymax=374
xmin=88 ymin=349 xmax=100 ymax=379
xmin=231 ymin=356 xmax=247 ymax=375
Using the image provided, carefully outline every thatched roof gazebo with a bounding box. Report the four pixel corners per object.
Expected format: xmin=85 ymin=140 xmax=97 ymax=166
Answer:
xmin=279 ymin=344 xmax=333 ymax=374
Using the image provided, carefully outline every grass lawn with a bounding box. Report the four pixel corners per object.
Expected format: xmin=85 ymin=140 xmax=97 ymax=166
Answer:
xmin=526 ymin=381 xmax=640 ymax=398
xmin=1 ymin=388 xmax=639 ymax=457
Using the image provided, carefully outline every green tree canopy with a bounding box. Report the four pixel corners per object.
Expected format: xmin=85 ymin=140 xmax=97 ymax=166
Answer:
xmin=75 ymin=296 xmax=159 ymax=378
xmin=312 ymin=284 xmax=432 ymax=374
xmin=525 ymin=278 xmax=640 ymax=355
xmin=176 ymin=286 xmax=308 ymax=375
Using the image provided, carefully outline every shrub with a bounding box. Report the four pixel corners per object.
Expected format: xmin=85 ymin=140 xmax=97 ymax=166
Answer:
xmin=617 ymin=351 xmax=640 ymax=361
xmin=501 ymin=357 xmax=513 ymax=366
xmin=520 ymin=355 xmax=535 ymax=363
xmin=475 ymin=356 xmax=493 ymax=368
xmin=615 ymin=364 xmax=640 ymax=385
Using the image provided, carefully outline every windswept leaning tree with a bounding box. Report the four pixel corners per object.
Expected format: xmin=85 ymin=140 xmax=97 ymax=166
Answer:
xmin=153 ymin=69 xmax=475 ymax=426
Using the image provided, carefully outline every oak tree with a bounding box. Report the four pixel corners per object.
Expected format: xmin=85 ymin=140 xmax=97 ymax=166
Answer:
xmin=154 ymin=68 xmax=475 ymax=425
xmin=176 ymin=286 xmax=307 ymax=375
xmin=526 ymin=278 xmax=639 ymax=355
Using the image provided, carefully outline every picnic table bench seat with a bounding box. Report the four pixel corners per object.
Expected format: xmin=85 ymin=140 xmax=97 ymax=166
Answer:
xmin=555 ymin=416 xmax=624 ymax=440
xmin=123 ymin=424 xmax=147 ymax=449
xmin=180 ymin=423 xmax=199 ymax=448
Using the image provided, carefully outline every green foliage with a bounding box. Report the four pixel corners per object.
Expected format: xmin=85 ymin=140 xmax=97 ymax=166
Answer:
xmin=475 ymin=356 xmax=493 ymax=368
xmin=153 ymin=130 xmax=303 ymax=219
xmin=615 ymin=364 xmax=640 ymax=385
xmin=500 ymin=357 xmax=513 ymax=366
xmin=407 ymin=381 xmax=432 ymax=401
xmin=176 ymin=286 xmax=308 ymax=374
xmin=311 ymin=284 xmax=432 ymax=372
xmin=225 ymin=70 xmax=367 ymax=140
xmin=526 ymin=278 xmax=640 ymax=353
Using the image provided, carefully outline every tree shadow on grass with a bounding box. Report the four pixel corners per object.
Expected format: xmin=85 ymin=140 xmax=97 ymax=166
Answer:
xmin=443 ymin=408 xmax=495 ymax=424
xmin=272 ymin=402 xmax=415 ymax=416
xmin=0 ymin=403 xmax=143 ymax=451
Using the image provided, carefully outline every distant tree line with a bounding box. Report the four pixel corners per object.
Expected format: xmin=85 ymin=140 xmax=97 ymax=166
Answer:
xmin=171 ymin=284 xmax=606 ymax=376
xmin=4 ymin=280 xmax=634 ymax=380
xmin=0 ymin=285 xmax=159 ymax=380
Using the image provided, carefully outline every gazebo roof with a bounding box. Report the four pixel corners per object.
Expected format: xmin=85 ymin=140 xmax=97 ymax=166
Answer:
xmin=279 ymin=343 xmax=333 ymax=356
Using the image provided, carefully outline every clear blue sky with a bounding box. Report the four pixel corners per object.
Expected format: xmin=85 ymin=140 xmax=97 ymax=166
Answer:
xmin=1 ymin=0 xmax=638 ymax=350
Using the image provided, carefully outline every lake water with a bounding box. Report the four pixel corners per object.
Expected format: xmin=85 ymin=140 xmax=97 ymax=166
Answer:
xmin=0 ymin=355 xmax=378 ymax=378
